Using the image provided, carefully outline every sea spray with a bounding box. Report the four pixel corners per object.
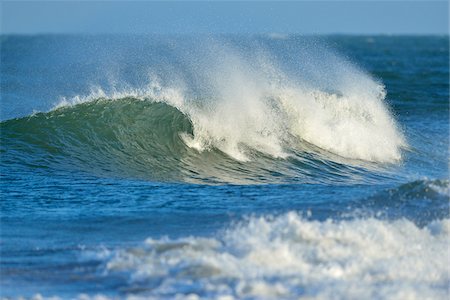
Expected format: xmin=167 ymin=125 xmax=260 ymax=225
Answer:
xmin=52 ymin=37 xmax=406 ymax=162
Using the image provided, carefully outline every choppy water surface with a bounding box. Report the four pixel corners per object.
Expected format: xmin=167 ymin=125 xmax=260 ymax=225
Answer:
xmin=1 ymin=35 xmax=449 ymax=299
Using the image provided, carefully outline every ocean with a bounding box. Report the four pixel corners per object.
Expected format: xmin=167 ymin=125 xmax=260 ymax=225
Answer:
xmin=0 ymin=34 xmax=449 ymax=299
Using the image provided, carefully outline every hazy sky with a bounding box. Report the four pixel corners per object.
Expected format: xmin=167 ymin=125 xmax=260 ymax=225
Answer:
xmin=1 ymin=1 xmax=448 ymax=35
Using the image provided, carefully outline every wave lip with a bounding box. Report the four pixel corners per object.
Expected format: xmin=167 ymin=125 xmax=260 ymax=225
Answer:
xmin=91 ymin=212 xmax=449 ymax=299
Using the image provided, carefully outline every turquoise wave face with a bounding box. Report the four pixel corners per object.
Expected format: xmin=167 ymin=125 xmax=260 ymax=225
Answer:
xmin=2 ymin=97 xmax=405 ymax=185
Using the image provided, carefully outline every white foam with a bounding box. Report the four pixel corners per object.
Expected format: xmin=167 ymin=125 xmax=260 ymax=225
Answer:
xmin=52 ymin=39 xmax=407 ymax=163
xmin=83 ymin=213 xmax=449 ymax=300
xmin=52 ymin=78 xmax=185 ymax=111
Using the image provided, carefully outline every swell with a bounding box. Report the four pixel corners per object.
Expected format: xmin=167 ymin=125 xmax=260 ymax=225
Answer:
xmin=1 ymin=97 xmax=400 ymax=184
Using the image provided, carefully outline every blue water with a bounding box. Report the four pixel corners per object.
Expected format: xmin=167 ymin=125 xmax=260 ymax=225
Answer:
xmin=1 ymin=35 xmax=449 ymax=299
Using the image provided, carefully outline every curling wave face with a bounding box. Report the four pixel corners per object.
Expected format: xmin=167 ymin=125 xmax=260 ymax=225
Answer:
xmin=1 ymin=39 xmax=407 ymax=184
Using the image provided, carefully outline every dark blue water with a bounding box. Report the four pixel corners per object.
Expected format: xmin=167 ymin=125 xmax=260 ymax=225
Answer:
xmin=1 ymin=35 xmax=449 ymax=299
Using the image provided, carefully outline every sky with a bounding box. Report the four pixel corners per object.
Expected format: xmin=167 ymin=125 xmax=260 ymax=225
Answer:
xmin=1 ymin=1 xmax=448 ymax=35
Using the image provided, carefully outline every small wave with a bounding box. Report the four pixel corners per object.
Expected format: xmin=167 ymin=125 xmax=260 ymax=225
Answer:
xmin=344 ymin=179 xmax=450 ymax=225
xmin=375 ymin=179 xmax=450 ymax=201
xmin=77 ymin=212 xmax=449 ymax=300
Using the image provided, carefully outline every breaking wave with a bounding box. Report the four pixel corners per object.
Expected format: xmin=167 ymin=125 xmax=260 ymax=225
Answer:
xmin=1 ymin=38 xmax=407 ymax=184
